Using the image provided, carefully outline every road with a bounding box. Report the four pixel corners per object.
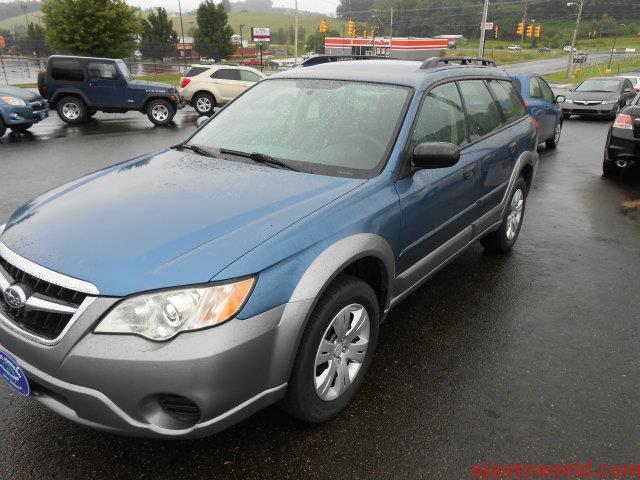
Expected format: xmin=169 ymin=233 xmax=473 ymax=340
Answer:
xmin=505 ymin=52 xmax=615 ymax=75
xmin=1 ymin=110 xmax=640 ymax=480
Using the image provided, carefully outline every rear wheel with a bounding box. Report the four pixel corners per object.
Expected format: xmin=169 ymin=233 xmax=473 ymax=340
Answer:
xmin=481 ymin=177 xmax=528 ymax=253
xmin=56 ymin=96 xmax=87 ymax=124
xmin=10 ymin=123 xmax=33 ymax=133
xmin=545 ymin=121 xmax=562 ymax=149
xmin=192 ymin=92 xmax=215 ymax=116
xmin=282 ymin=274 xmax=379 ymax=423
xmin=146 ymin=99 xmax=175 ymax=126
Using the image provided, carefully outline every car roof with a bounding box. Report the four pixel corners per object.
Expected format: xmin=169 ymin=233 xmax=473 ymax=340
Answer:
xmin=272 ymin=58 xmax=510 ymax=88
xmin=48 ymin=54 xmax=120 ymax=62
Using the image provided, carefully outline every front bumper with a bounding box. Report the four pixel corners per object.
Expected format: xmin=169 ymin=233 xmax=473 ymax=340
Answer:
xmin=562 ymin=102 xmax=617 ymax=117
xmin=0 ymin=296 xmax=313 ymax=438
xmin=1 ymin=101 xmax=49 ymax=126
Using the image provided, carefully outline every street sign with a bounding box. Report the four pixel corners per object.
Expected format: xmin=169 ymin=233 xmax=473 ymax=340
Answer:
xmin=483 ymin=22 xmax=494 ymax=30
xmin=251 ymin=27 xmax=271 ymax=43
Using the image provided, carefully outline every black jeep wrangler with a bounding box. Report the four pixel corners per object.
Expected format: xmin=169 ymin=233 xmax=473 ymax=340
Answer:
xmin=38 ymin=55 xmax=183 ymax=126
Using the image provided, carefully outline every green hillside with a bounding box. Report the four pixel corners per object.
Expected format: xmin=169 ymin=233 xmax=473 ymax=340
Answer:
xmin=0 ymin=10 xmax=352 ymax=36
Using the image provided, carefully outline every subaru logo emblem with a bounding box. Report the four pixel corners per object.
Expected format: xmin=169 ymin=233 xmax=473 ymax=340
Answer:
xmin=3 ymin=285 xmax=27 ymax=309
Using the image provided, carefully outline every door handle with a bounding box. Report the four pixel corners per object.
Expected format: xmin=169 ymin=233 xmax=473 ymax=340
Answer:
xmin=463 ymin=164 xmax=477 ymax=180
xmin=508 ymin=141 xmax=517 ymax=154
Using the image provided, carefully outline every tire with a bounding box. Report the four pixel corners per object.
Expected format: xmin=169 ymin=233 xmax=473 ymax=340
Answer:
xmin=56 ymin=96 xmax=87 ymax=124
xmin=192 ymin=92 xmax=215 ymax=116
xmin=480 ymin=177 xmax=528 ymax=253
xmin=603 ymin=160 xmax=621 ymax=176
xmin=545 ymin=121 xmax=562 ymax=149
xmin=282 ymin=274 xmax=380 ymax=423
xmin=0 ymin=117 xmax=6 ymax=138
xmin=146 ymin=99 xmax=175 ymax=126
xmin=10 ymin=123 xmax=33 ymax=133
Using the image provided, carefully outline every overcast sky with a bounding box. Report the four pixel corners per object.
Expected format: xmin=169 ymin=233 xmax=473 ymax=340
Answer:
xmin=123 ymin=0 xmax=340 ymax=14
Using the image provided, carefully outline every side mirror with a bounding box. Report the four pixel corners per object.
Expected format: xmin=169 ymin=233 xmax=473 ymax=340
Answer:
xmin=412 ymin=142 xmax=461 ymax=170
xmin=556 ymin=95 xmax=566 ymax=103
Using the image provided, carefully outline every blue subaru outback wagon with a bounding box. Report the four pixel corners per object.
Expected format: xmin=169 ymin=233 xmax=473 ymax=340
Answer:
xmin=0 ymin=56 xmax=538 ymax=438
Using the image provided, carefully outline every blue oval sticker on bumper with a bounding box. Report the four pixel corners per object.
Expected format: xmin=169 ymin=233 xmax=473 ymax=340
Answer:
xmin=0 ymin=349 xmax=30 ymax=396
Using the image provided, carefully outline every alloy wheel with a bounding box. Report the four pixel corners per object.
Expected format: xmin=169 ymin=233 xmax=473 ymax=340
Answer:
xmin=506 ymin=188 xmax=524 ymax=241
xmin=62 ymin=102 xmax=80 ymax=120
xmin=314 ymin=303 xmax=370 ymax=402
xmin=152 ymin=104 xmax=169 ymax=122
xmin=196 ymin=96 xmax=212 ymax=113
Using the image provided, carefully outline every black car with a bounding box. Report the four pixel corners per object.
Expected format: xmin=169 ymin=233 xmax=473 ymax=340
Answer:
xmin=38 ymin=55 xmax=183 ymax=126
xmin=539 ymin=47 xmax=552 ymax=53
xmin=603 ymin=93 xmax=640 ymax=175
xmin=562 ymin=77 xmax=637 ymax=119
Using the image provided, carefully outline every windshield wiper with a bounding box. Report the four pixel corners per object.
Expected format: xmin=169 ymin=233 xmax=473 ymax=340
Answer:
xmin=173 ymin=143 xmax=217 ymax=158
xmin=218 ymin=148 xmax=300 ymax=172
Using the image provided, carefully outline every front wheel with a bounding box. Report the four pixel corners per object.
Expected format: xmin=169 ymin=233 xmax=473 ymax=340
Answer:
xmin=56 ymin=96 xmax=87 ymax=124
xmin=545 ymin=121 xmax=562 ymax=149
xmin=146 ymin=99 xmax=175 ymax=126
xmin=481 ymin=177 xmax=528 ymax=253
xmin=282 ymin=274 xmax=379 ymax=423
xmin=0 ymin=117 xmax=6 ymax=137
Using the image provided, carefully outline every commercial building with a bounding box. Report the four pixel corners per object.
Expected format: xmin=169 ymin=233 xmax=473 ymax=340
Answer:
xmin=324 ymin=37 xmax=449 ymax=61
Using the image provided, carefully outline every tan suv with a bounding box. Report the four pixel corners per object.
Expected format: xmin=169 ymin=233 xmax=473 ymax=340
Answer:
xmin=179 ymin=64 xmax=265 ymax=116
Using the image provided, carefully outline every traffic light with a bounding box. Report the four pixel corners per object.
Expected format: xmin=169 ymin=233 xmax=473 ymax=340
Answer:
xmin=534 ymin=24 xmax=541 ymax=38
xmin=319 ymin=19 xmax=328 ymax=34
xmin=371 ymin=28 xmax=375 ymax=37
xmin=526 ymin=25 xmax=533 ymax=38
xmin=352 ymin=26 xmax=357 ymax=38
xmin=347 ymin=19 xmax=354 ymax=36
xmin=493 ymin=24 xmax=500 ymax=38
xmin=517 ymin=22 xmax=524 ymax=35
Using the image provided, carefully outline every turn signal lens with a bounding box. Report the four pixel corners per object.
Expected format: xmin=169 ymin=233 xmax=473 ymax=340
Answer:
xmin=180 ymin=77 xmax=191 ymax=89
xmin=613 ymin=114 xmax=634 ymax=130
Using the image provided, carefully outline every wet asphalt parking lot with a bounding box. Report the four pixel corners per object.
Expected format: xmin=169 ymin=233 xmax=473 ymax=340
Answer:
xmin=1 ymin=109 xmax=640 ymax=480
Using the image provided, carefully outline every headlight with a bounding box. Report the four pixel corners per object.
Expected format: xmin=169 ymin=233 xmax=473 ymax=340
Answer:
xmin=95 ymin=278 xmax=255 ymax=341
xmin=0 ymin=96 xmax=27 ymax=107
xmin=601 ymin=99 xmax=618 ymax=105
xmin=564 ymin=99 xmax=573 ymax=104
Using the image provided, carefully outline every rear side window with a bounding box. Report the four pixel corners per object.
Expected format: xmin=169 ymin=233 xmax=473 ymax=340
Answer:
xmin=240 ymin=70 xmax=262 ymax=82
xmin=185 ymin=67 xmax=208 ymax=77
xmin=487 ymin=80 xmax=527 ymax=124
xmin=458 ymin=80 xmax=503 ymax=140
xmin=537 ymin=77 xmax=555 ymax=102
xmin=211 ymin=69 xmax=240 ymax=80
xmin=529 ymin=77 xmax=544 ymax=99
xmin=412 ymin=82 xmax=467 ymax=148
xmin=51 ymin=59 xmax=85 ymax=82
xmin=87 ymin=62 xmax=118 ymax=81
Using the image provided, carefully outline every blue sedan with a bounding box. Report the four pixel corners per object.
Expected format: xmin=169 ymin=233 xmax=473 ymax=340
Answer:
xmin=0 ymin=85 xmax=48 ymax=137
xmin=511 ymin=73 xmax=564 ymax=149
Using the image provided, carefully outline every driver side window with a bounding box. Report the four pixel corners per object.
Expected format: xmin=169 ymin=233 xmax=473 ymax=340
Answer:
xmin=412 ymin=82 xmax=467 ymax=149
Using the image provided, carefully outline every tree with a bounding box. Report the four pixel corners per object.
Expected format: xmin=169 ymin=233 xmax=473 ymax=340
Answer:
xmin=42 ymin=0 xmax=141 ymax=58
xmin=140 ymin=7 xmax=178 ymax=61
xmin=26 ymin=22 xmax=46 ymax=56
xmin=194 ymin=0 xmax=234 ymax=60
xmin=337 ymin=0 xmax=374 ymax=21
xmin=221 ymin=0 xmax=232 ymax=12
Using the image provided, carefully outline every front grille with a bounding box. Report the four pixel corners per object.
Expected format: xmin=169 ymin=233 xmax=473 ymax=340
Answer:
xmin=0 ymin=256 xmax=86 ymax=340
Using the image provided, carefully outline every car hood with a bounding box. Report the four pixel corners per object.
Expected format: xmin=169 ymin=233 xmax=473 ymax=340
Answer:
xmin=1 ymin=149 xmax=365 ymax=296
xmin=127 ymin=79 xmax=176 ymax=92
xmin=0 ymin=85 xmax=41 ymax=102
xmin=569 ymin=91 xmax=619 ymax=101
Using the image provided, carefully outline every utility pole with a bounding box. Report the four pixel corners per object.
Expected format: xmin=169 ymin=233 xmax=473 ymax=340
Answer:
xmin=294 ymin=0 xmax=298 ymax=66
xmin=478 ymin=0 xmax=490 ymax=58
xmin=21 ymin=4 xmax=29 ymax=28
xmin=565 ymin=0 xmax=584 ymax=79
xmin=177 ymin=0 xmax=187 ymax=70
xmin=520 ymin=1 xmax=527 ymax=57
xmin=389 ymin=7 xmax=393 ymax=55
xmin=240 ymin=24 xmax=245 ymax=60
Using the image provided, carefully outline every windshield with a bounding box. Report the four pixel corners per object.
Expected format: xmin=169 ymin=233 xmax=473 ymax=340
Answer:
xmin=575 ymin=79 xmax=620 ymax=93
xmin=117 ymin=60 xmax=133 ymax=80
xmin=188 ymin=79 xmax=412 ymax=178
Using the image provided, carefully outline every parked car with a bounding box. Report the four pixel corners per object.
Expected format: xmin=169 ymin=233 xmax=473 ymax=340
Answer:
xmin=562 ymin=77 xmax=637 ymax=119
xmin=0 ymin=56 xmax=538 ymax=438
xmin=240 ymin=58 xmax=261 ymax=67
xmin=0 ymin=85 xmax=48 ymax=137
xmin=573 ymin=51 xmax=588 ymax=63
xmin=603 ymin=93 xmax=640 ymax=175
xmin=507 ymin=44 xmax=521 ymax=51
xmin=538 ymin=47 xmax=552 ymax=54
xmin=38 ymin=55 xmax=183 ymax=126
xmin=617 ymin=73 xmax=640 ymax=93
xmin=563 ymin=45 xmax=577 ymax=53
xmin=511 ymin=73 xmax=564 ymax=149
xmin=199 ymin=57 xmax=215 ymax=64
xmin=179 ymin=64 xmax=265 ymax=116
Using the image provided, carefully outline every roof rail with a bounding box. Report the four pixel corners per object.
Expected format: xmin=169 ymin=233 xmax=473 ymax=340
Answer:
xmin=420 ymin=56 xmax=497 ymax=69
xmin=301 ymin=55 xmax=394 ymax=67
